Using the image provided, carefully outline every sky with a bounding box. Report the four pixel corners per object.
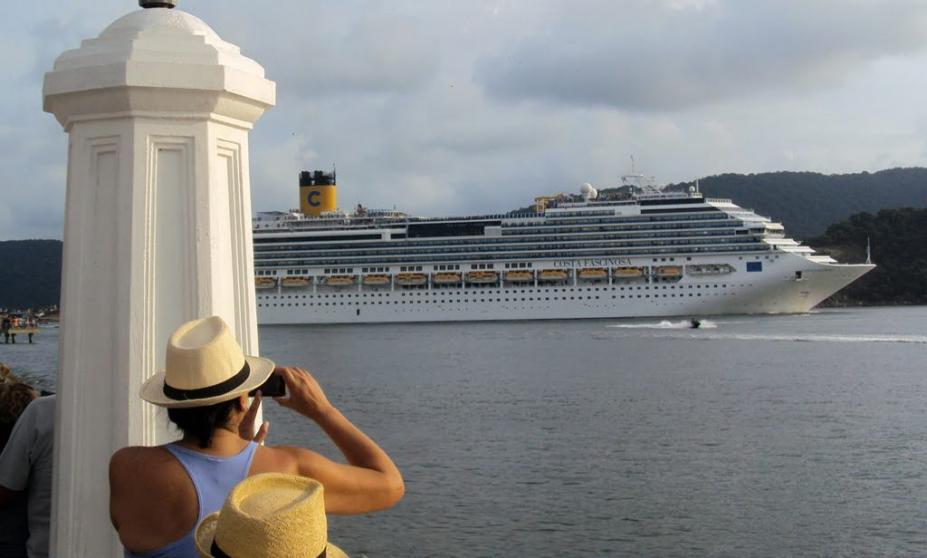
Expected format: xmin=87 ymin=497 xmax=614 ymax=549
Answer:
xmin=2 ymin=0 xmax=927 ymax=240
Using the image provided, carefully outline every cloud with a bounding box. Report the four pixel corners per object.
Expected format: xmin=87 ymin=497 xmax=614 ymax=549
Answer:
xmin=0 ymin=120 xmax=65 ymax=239
xmin=207 ymin=3 xmax=441 ymax=99
xmin=3 ymin=1 xmax=927 ymax=240
xmin=476 ymin=0 xmax=927 ymax=111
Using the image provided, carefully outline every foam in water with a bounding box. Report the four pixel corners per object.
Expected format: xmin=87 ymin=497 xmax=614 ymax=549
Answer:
xmin=699 ymin=333 xmax=927 ymax=345
xmin=609 ymin=319 xmax=717 ymax=330
xmin=605 ymin=321 xmax=927 ymax=345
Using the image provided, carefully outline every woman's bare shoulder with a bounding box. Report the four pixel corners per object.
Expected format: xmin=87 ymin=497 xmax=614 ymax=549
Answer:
xmin=110 ymin=445 xmax=178 ymax=483
xmin=109 ymin=445 xmax=196 ymax=548
xmin=111 ymin=445 xmax=173 ymax=465
xmin=250 ymin=444 xmax=307 ymax=475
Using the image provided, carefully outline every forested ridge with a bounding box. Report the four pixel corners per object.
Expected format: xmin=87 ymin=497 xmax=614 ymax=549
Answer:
xmin=810 ymin=208 xmax=927 ymax=306
xmin=0 ymin=240 xmax=62 ymax=310
xmin=528 ymin=168 xmax=927 ymax=238
xmin=660 ymin=167 xmax=927 ymax=238
xmin=2 ymin=168 xmax=927 ymax=309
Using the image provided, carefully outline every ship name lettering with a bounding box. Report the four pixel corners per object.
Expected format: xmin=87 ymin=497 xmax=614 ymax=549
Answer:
xmin=553 ymin=258 xmax=631 ymax=268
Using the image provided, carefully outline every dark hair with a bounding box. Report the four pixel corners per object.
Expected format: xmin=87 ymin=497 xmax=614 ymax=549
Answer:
xmin=167 ymin=398 xmax=241 ymax=448
xmin=0 ymin=382 xmax=38 ymax=451
xmin=0 ymin=382 xmax=39 ymax=452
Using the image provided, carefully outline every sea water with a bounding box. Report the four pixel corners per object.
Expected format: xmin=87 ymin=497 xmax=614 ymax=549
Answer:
xmin=3 ymin=307 xmax=927 ymax=557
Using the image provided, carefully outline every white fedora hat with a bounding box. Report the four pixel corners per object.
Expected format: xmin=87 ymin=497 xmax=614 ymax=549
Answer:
xmin=140 ymin=316 xmax=274 ymax=409
xmin=195 ymin=473 xmax=349 ymax=558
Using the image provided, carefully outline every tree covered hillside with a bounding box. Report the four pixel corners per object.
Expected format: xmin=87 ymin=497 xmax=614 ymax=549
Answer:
xmin=663 ymin=168 xmax=927 ymax=238
xmin=2 ymin=181 xmax=927 ymax=310
xmin=0 ymin=240 xmax=62 ymax=310
xmin=811 ymin=208 xmax=927 ymax=306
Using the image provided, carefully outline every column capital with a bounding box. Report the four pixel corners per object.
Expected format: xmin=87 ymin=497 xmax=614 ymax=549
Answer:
xmin=43 ymin=8 xmax=275 ymax=129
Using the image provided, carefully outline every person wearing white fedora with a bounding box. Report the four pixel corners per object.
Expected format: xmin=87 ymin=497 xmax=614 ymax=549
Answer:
xmin=109 ymin=316 xmax=403 ymax=558
xmin=194 ymin=473 xmax=347 ymax=558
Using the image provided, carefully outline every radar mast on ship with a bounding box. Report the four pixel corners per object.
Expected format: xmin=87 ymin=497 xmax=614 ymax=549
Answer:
xmin=622 ymin=155 xmax=661 ymax=196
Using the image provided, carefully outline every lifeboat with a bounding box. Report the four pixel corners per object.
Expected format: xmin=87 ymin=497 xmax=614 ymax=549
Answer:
xmin=325 ymin=275 xmax=356 ymax=287
xmin=685 ymin=263 xmax=734 ymax=275
xmin=396 ymin=272 xmax=428 ymax=286
xmin=281 ymin=277 xmax=310 ymax=288
xmin=578 ymin=267 xmax=607 ymax=281
xmin=363 ymin=274 xmax=390 ymax=286
xmin=504 ymin=270 xmax=534 ymax=283
xmin=255 ymin=277 xmax=276 ymax=289
xmin=538 ymin=269 xmax=569 ymax=282
xmin=612 ymin=266 xmax=645 ymax=279
xmin=466 ymin=271 xmax=499 ymax=284
xmin=655 ymin=266 xmax=683 ymax=278
xmin=432 ymin=272 xmax=462 ymax=285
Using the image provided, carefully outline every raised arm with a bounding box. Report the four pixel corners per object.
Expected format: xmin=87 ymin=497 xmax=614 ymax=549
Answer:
xmin=272 ymin=367 xmax=404 ymax=514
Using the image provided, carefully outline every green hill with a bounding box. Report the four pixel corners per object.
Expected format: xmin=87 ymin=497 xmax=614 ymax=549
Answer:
xmin=810 ymin=208 xmax=927 ymax=306
xmin=0 ymin=240 xmax=62 ymax=310
xmin=3 ymin=169 xmax=927 ymax=310
xmin=661 ymin=168 xmax=927 ymax=238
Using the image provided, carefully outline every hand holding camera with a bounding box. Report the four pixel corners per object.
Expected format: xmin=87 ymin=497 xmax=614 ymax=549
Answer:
xmin=271 ymin=366 xmax=334 ymax=421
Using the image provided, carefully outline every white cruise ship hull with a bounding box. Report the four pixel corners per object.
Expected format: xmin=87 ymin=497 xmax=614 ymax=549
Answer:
xmin=257 ymin=253 xmax=873 ymax=325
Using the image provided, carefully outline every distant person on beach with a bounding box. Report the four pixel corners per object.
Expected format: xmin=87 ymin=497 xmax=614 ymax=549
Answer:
xmin=1 ymin=318 xmax=10 ymax=344
xmin=0 ymin=381 xmax=39 ymax=558
xmin=0 ymin=391 xmax=55 ymax=558
xmin=110 ymin=316 xmax=403 ymax=558
xmin=193 ymin=473 xmax=348 ymax=558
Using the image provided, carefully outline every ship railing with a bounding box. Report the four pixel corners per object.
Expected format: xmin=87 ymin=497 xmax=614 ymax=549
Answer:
xmin=634 ymin=192 xmax=694 ymax=200
xmin=254 ymin=207 xmax=749 ymax=234
xmin=251 ymin=229 xmax=758 ymax=255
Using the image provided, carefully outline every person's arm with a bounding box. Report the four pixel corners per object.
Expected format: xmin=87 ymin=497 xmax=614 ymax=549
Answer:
xmin=273 ymin=367 xmax=404 ymax=514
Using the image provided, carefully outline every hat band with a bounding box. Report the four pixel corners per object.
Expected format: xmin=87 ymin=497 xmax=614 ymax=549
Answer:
xmin=210 ymin=540 xmax=326 ymax=558
xmin=162 ymin=362 xmax=250 ymax=401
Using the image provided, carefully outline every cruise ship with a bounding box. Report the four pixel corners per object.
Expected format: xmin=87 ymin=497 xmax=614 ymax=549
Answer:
xmin=253 ymin=169 xmax=873 ymax=324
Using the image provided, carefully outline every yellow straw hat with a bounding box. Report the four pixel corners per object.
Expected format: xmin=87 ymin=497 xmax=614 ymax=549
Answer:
xmin=139 ymin=316 xmax=274 ymax=409
xmin=195 ymin=473 xmax=348 ymax=558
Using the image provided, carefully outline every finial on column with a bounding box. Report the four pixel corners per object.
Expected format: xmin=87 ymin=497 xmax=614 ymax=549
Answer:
xmin=139 ymin=0 xmax=177 ymax=8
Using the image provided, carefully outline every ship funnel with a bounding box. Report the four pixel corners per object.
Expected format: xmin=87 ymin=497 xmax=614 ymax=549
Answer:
xmin=299 ymin=169 xmax=337 ymax=216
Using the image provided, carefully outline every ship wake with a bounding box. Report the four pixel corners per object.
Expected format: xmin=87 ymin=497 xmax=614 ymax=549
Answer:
xmin=693 ymin=333 xmax=927 ymax=345
xmin=608 ymin=319 xmax=718 ymax=330
xmin=604 ymin=326 xmax=927 ymax=345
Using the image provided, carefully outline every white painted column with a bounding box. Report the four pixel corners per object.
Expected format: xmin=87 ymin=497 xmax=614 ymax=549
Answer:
xmin=43 ymin=6 xmax=274 ymax=556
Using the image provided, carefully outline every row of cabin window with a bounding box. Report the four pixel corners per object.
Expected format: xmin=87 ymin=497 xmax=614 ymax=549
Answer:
xmin=255 ymin=243 xmax=773 ymax=267
xmin=255 ymin=235 xmax=763 ymax=257
xmin=258 ymin=290 xmax=733 ymax=308
xmin=259 ymin=283 xmax=736 ymax=300
xmin=257 ymin=253 xmax=778 ymax=275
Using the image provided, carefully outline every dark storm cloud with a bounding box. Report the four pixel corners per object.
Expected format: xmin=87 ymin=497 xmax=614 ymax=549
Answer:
xmin=476 ymin=0 xmax=927 ymax=111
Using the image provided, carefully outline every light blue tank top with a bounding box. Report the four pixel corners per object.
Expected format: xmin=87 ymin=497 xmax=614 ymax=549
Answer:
xmin=123 ymin=441 xmax=258 ymax=558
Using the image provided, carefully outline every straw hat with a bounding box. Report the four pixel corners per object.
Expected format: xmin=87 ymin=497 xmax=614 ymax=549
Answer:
xmin=140 ymin=316 xmax=274 ymax=408
xmin=195 ymin=473 xmax=348 ymax=558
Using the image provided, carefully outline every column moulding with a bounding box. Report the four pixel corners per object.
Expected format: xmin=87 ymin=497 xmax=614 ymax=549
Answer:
xmin=43 ymin=7 xmax=275 ymax=557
